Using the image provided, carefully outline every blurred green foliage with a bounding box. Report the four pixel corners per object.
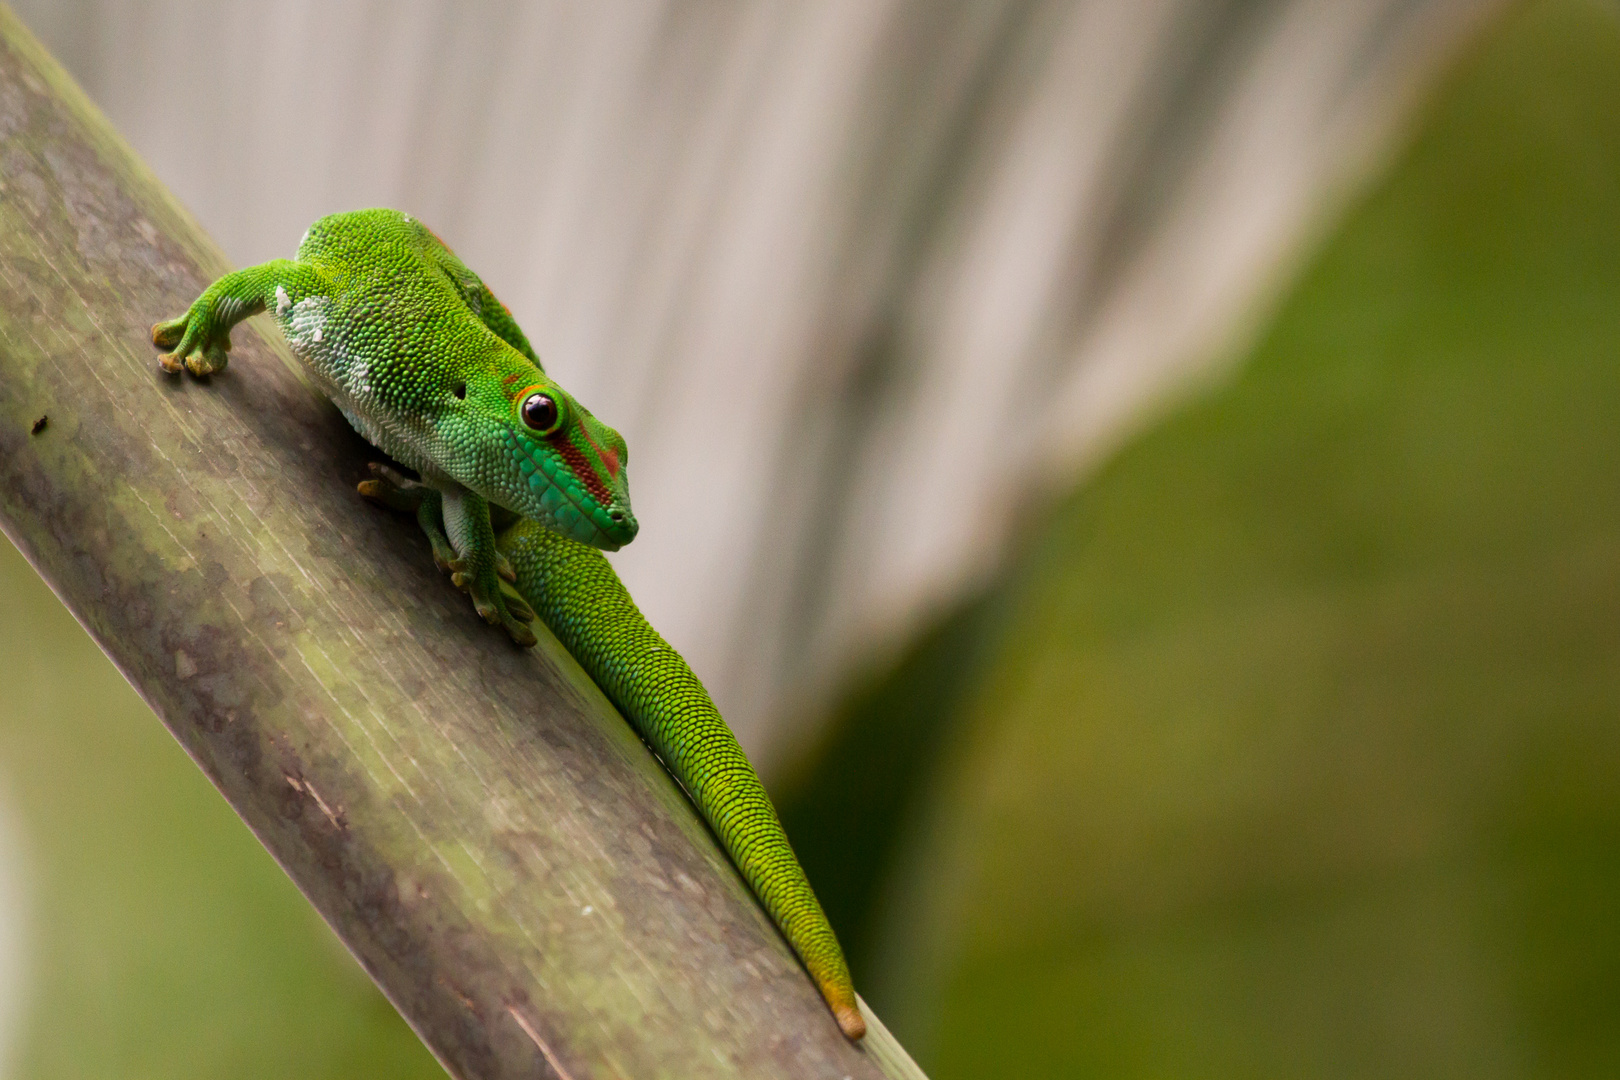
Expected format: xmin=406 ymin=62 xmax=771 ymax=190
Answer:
xmin=0 ymin=532 xmax=444 ymax=1075
xmin=781 ymin=1 xmax=1620 ymax=1076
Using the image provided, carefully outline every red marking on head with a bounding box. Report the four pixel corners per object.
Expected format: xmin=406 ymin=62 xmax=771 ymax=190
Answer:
xmin=548 ymin=432 xmax=614 ymax=506
xmin=577 ymin=424 xmax=620 ymax=479
xmin=502 ymin=373 xmax=523 ymax=387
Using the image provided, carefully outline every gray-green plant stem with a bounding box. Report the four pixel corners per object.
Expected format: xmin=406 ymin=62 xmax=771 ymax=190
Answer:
xmin=0 ymin=9 xmax=926 ymax=1079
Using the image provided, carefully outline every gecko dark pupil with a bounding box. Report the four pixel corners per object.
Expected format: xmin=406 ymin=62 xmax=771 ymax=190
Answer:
xmin=521 ymin=393 xmax=558 ymax=431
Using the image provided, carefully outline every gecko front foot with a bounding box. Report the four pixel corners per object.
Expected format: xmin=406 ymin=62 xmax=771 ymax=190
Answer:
xmin=155 ymin=259 xmax=329 ymax=377
xmin=360 ymin=463 xmax=538 ymax=647
xmin=153 ymin=290 xmax=247 ymax=376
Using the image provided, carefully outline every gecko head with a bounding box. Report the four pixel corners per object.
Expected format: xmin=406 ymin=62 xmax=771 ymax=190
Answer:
xmin=444 ymin=368 xmax=638 ymax=550
xmin=434 ymin=362 xmax=635 ymax=550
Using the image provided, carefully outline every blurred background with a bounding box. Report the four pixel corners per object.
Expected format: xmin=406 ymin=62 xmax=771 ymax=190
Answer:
xmin=2 ymin=0 xmax=1619 ymax=1075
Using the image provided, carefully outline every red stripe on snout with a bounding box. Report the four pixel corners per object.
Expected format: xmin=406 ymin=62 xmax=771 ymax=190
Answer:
xmin=548 ymin=433 xmax=613 ymax=506
xmin=577 ymin=424 xmax=620 ymax=479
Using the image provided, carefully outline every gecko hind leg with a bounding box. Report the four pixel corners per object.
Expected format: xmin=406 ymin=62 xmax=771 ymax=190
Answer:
xmin=360 ymin=464 xmax=536 ymax=645
xmin=359 ymin=463 xmax=458 ymax=570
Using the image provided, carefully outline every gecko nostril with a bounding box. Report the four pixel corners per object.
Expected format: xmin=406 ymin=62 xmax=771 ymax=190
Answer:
xmin=452 ymin=382 xmax=466 ymax=400
xmin=609 ymin=510 xmax=624 ymax=521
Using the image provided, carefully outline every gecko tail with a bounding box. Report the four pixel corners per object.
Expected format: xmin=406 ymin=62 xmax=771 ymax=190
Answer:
xmin=828 ymin=986 xmax=867 ymax=1040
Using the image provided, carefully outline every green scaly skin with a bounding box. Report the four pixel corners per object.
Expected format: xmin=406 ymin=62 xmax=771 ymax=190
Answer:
xmin=152 ymin=208 xmax=865 ymax=1040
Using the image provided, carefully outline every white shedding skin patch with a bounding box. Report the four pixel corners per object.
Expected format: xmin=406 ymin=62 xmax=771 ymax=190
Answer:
xmin=283 ymin=296 xmax=423 ymax=475
xmin=274 ymin=284 xmax=290 ymax=316
xmin=285 ymin=298 xmax=335 ymax=379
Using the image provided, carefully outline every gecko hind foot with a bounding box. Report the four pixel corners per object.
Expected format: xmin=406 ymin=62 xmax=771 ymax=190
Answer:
xmin=357 ymin=461 xmax=425 ymax=512
xmin=363 ymin=464 xmax=537 ymax=647
xmin=359 ymin=463 xmax=461 ymax=570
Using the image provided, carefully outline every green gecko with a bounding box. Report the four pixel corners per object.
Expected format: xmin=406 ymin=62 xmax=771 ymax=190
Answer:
xmin=151 ymin=208 xmax=866 ymax=1041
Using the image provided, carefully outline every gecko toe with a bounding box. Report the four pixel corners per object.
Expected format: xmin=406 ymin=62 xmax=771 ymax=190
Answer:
xmin=503 ymin=619 xmax=538 ymax=648
xmin=184 ymin=348 xmax=227 ymax=377
xmin=152 ymin=319 xmax=185 ymax=349
xmin=501 ymin=587 xmax=536 ymax=626
xmin=359 ymin=472 xmax=424 ymax=513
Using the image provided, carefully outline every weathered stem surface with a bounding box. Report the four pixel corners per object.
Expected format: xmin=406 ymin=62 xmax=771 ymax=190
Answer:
xmin=0 ymin=10 xmax=924 ymax=1079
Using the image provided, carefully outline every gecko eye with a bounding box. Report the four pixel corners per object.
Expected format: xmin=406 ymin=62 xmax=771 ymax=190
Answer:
xmin=521 ymin=392 xmax=560 ymax=433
